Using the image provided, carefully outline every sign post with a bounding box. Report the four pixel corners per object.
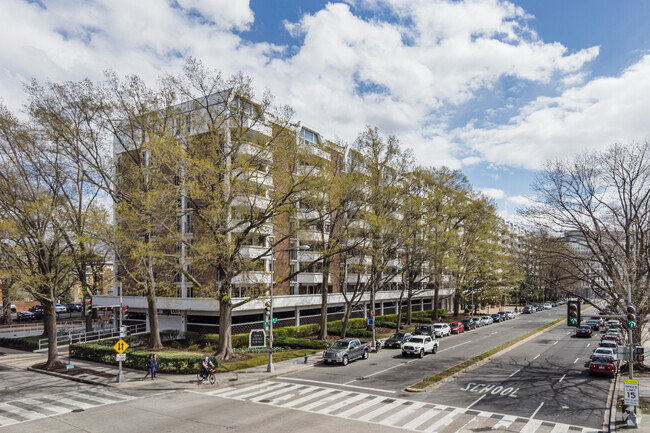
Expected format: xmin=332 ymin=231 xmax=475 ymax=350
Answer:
xmin=624 ymin=379 xmax=640 ymax=407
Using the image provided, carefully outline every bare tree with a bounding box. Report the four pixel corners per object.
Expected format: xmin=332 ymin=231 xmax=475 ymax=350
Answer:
xmin=523 ymin=142 xmax=650 ymax=343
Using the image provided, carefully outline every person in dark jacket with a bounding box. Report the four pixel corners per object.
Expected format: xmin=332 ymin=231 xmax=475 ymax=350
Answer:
xmin=152 ymin=354 xmax=158 ymax=379
xmin=144 ymin=354 xmax=154 ymax=380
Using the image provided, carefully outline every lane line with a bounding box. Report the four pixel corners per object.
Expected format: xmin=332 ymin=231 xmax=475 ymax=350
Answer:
xmin=346 ymin=359 xmax=415 ymax=383
xmin=586 ymin=343 xmax=591 ymax=348
xmin=558 ymin=374 xmax=566 ymax=383
xmin=530 ymin=401 xmax=545 ymax=419
xmin=277 ymin=377 xmax=396 ymax=394
xmin=438 ymin=340 xmax=473 ymax=353
xmin=508 ymin=369 xmax=521 ymax=378
xmin=574 ymin=357 xmax=579 ymax=364
xmin=553 ymin=341 xmax=559 ymax=345
xmin=466 ymin=394 xmax=485 ymax=410
xmin=533 ymin=354 xmax=540 ymax=360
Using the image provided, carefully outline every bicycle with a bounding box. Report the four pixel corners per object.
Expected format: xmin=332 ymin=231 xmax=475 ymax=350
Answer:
xmin=197 ymin=368 xmax=216 ymax=385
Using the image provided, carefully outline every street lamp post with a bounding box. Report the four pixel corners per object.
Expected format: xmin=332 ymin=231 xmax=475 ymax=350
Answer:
xmin=267 ymin=244 xmax=309 ymax=373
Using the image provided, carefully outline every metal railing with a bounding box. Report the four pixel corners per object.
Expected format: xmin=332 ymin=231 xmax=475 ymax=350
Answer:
xmin=36 ymin=323 xmax=147 ymax=352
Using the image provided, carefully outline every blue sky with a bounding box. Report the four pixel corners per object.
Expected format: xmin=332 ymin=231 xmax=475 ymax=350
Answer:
xmin=1 ymin=0 xmax=649 ymax=222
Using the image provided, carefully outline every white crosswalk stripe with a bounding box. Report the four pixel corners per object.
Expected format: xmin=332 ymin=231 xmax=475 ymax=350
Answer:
xmin=207 ymin=380 xmax=605 ymax=433
xmin=0 ymin=388 xmax=139 ymax=429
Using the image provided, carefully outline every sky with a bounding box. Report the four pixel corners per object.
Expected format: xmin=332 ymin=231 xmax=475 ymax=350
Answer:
xmin=1 ymin=0 xmax=649 ymax=223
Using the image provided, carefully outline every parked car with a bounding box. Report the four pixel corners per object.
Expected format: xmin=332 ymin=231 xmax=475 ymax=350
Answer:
xmin=543 ymin=302 xmax=552 ymax=310
xmin=449 ymin=322 xmax=465 ymax=334
xmin=323 ymin=338 xmax=371 ymax=365
xmin=585 ymin=319 xmax=601 ymax=331
xmin=505 ymin=311 xmax=515 ymax=319
xmin=491 ymin=313 xmax=503 ymax=323
xmin=589 ymin=355 xmax=617 ymax=377
xmin=576 ymin=325 xmax=593 ymax=338
xmin=471 ymin=317 xmax=485 ymax=328
xmin=55 ymin=304 xmax=67 ymax=313
xmin=600 ymin=340 xmax=618 ymax=350
xmin=29 ymin=305 xmax=44 ymax=319
xmin=461 ymin=319 xmax=476 ymax=330
xmin=413 ymin=325 xmax=436 ymax=337
xmin=66 ymin=303 xmax=82 ymax=312
xmin=522 ymin=306 xmax=533 ymax=314
xmin=481 ymin=316 xmax=493 ymax=325
xmin=601 ymin=335 xmax=622 ymax=345
xmin=17 ymin=311 xmax=35 ymax=321
xmin=401 ymin=335 xmax=439 ymax=358
xmin=384 ymin=332 xmax=412 ymax=349
xmin=592 ymin=347 xmax=615 ymax=359
xmin=432 ymin=323 xmax=451 ymax=338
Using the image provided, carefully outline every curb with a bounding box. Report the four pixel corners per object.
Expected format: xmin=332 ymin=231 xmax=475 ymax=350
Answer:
xmin=27 ymin=366 xmax=111 ymax=387
xmin=403 ymin=318 xmax=564 ymax=393
xmin=608 ymin=373 xmax=620 ymax=432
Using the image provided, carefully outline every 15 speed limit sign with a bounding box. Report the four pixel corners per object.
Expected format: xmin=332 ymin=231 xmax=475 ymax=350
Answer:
xmin=624 ymin=379 xmax=640 ymax=406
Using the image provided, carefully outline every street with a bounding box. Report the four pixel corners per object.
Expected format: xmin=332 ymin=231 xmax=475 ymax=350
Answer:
xmin=0 ymin=307 xmax=614 ymax=432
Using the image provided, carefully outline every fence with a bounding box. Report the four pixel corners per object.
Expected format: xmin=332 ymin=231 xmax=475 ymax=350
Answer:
xmin=36 ymin=323 xmax=147 ymax=352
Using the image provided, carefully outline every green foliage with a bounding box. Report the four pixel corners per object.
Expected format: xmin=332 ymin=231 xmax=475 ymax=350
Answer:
xmin=70 ymin=342 xmax=209 ymax=374
xmin=273 ymin=337 xmax=328 ymax=349
xmin=0 ymin=335 xmax=41 ymax=351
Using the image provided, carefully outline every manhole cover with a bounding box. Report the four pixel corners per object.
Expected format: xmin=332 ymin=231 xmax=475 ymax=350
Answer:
xmin=71 ymin=409 xmax=84 ymax=413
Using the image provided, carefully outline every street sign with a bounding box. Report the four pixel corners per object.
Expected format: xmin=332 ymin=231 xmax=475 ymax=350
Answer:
xmin=624 ymin=379 xmax=640 ymax=406
xmin=272 ymin=317 xmax=278 ymax=324
xmin=113 ymin=338 xmax=129 ymax=354
xmin=115 ymin=353 xmax=126 ymax=361
xmin=263 ymin=321 xmax=270 ymax=326
xmin=66 ymin=364 xmax=74 ymax=370
xmin=368 ymin=318 xmax=374 ymax=325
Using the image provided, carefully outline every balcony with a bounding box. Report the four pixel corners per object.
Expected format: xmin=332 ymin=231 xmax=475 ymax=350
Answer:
xmin=295 ymin=273 xmax=327 ymax=284
xmin=297 ymin=251 xmax=321 ymax=263
xmin=297 ymin=229 xmax=328 ymax=242
xmin=232 ymin=194 xmax=271 ymax=210
xmin=239 ymin=245 xmax=270 ymax=259
xmin=232 ymin=271 xmax=271 ymax=285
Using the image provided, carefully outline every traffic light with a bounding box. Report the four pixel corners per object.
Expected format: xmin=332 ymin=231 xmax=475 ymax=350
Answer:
xmin=264 ymin=301 xmax=271 ymax=316
xmin=626 ymin=305 xmax=637 ymax=328
xmin=567 ymin=300 xmax=580 ymax=327
xmin=123 ymin=304 xmax=129 ymax=319
xmin=83 ymin=297 xmax=92 ymax=316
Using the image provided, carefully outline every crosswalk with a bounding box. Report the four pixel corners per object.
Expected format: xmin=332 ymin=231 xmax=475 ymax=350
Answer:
xmin=0 ymin=387 xmax=137 ymax=429
xmin=204 ymin=381 xmax=603 ymax=433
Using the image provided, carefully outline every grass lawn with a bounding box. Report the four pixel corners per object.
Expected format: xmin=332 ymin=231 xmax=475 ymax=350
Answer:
xmin=216 ymin=349 xmax=322 ymax=372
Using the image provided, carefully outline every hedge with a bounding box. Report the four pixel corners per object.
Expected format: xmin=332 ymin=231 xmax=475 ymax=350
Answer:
xmin=0 ymin=335 xmax=41 ymax=351
xmin=70 ymin=342 xmax=207 ymax=374
xmin=273 ymin=337 xmax=328 ymax=349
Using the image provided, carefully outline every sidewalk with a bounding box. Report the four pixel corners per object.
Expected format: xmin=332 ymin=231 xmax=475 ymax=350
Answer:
xmin=25 ymin=349 xmax=324 ymax=391
xmin=613 ymin=362 xmax=650 ymax=432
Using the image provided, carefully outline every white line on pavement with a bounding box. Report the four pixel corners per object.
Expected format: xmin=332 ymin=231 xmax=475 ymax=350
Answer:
xmin=508 ymin=369 xmax=521 ymax=378
xmin=466 ymin=394 xmax=485 ymax=410
xmin=574 ymin=357 xmax=579 ymax=364
xmin=438 ymin=340 xmax=473 ymax=353
xmin=533 ymin=354 xmax=540 ymax=360
xmin=553 ymin=341 xmax=559 ymax=345
xmin=530 ymin=401 xmax=544 ymax=419
xmin=558 ymin=374 xmax=566 ymax=382
xmin=276 ymin=377 xmax=396 ymax=394
xmin=346 ymin=359 xmax=416 ymax=383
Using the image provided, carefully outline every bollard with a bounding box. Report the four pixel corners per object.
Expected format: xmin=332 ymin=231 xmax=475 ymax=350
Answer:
xmin=304 ymin=354 xmax=309 ymax=364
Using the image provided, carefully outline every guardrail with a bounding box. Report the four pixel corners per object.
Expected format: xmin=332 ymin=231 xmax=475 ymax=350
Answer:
xmin=36 ymin=323 xmax=147 ymax=352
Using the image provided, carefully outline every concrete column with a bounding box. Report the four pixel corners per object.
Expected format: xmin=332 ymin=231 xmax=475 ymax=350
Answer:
xmin=295 ymin=306 xmax=300 ymax=326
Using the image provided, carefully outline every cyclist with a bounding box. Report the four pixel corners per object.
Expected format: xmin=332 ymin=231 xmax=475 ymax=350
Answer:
xmin=200 ymin=356 xmax=215 ymax=381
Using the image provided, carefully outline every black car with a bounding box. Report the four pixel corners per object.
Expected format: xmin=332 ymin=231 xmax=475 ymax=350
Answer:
xmin=17 ymin=311 xmax=35 ymax=321
xmin=66 ymin=303 xmax=82 ymax=313
xmin=522 ymin=306 xmax=532 ymax=314
xmin=29 ymin=305 xmax=44 ymax=319
xmin=576 ymin=325 xmax=593 ymax=338
xmin=491 ymin=313 xmax=503 ymax=323
xmin=461 ymin=319 xmax=476 ymax=330
xmin=413 ymin=325 xmax=436 ymax=337
xmin=384 ymin=332 xmax=412 ymax=349
xmin=585 ymin=319 xmax=600 ymax=331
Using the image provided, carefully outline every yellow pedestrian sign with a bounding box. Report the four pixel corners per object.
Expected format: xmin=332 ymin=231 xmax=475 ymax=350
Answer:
xmin=113 ymin=339 xmax=129 ymax=354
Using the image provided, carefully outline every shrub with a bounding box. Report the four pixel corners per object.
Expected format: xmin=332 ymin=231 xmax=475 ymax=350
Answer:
xmin=374 ymin=321 xmax=397 ymax=329
xmin=70 ymin=342 xmax=209 ymax=374
xmin=273 ymin=337 xmax=328 ymax=349
xmin=187 ymin=343 xmax=200 ymax=351
xmin=0 ymin=336 xmax=41 ymax=351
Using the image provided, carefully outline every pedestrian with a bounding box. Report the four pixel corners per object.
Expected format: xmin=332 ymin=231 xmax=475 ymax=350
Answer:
xmin=152 ymin=354 xmax=158 ymax=379
xmin=144 ymin=353 xmax=154 ymax=380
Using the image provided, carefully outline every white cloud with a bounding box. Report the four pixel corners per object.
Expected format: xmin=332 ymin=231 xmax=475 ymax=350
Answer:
xmin=479 ymin=188 xmax=506 ymax=200
xmin=507 ymin=195 xmax=533 ymax=205
xmin=453 ymin=55 xmax=650 ymax=169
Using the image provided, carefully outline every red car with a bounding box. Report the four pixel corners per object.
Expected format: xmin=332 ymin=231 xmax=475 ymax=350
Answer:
xmin=589 ymin=355 xmax=616 ymax=377
xmin=449 ymin=322 xmax=465 ymax=334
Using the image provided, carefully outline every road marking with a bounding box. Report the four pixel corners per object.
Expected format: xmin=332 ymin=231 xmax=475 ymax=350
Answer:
xmin=379 ymin=401 xmax=427 ymax=427
xmin=345 ymin=359 xmax=415 ymax=383
xmin=530 ymin=401 xmax=544 ymax=419
xmin=586 ymin=343 xmax=591 ymax=348
xmin=280 ymin=388 xmax=333 ymax=408
xmin=438 ymin=340 xmax=473 ymax=353
xmin=424 ymin=407 xmax=464 ymax=432
xmin=490 ymin=331 xmax=498 ymax=335
xmin=401 ymin=408 xmax=442 ymax=430
xmin=277 ymin=377 xmax=396 ymax=394
xmin=250 ymin=384 xmax=302 ymax=402
xmin=574 ymin=357 xmax=579 ymax=364
xmin=356 ymin=399 xmax=404 ymax=421
xmin=316 ymin=393 xmax=368 ymax=414
xmin=337 ymin=395 xmax=386 ymax=418
xmin=553 ymin=340 xmax=559 ymax=345
xmin=508 ymin=369 xmax=521 ymax=377
xmin=533 ymin=354 xmax=540 ymax=360
xmin=466 ymin=394 xmax=485 ymax=409
xmin=559 ymin=374 xmax=566 ymax=382
xmin=566 ymin=332 xmax=571 ymax=335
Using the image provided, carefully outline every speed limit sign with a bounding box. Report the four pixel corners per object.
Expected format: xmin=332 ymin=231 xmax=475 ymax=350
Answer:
xmin=624 ymin=379 xmax=640 ymax=406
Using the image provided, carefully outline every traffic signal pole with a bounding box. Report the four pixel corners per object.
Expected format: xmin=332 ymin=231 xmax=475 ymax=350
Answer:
xmin=116 ymin=282 xmax=125 ymax=383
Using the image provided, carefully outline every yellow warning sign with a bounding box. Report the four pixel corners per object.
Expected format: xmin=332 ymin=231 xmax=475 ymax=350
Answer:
xmin=113 ymin=339 xmax=129 ymax=354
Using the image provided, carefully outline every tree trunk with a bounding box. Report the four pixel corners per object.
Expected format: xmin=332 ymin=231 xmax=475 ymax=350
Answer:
xmin=453 ymin=291 xmax=461 ymax=317
xmin=433 ymin=277 xmax=441 ymax=321
xmin=318 ymin=263 xmax=330 ymax=340
xmin=406 ymin=296 xmax=413 ymax=325
xmin=1 ymin=283 xmax=12 ymax=325
xmin=396 ymin=291 xmax=404 ymax=332
xmin=216 ymin=298 xmax=234 ymax=360
xmin=42 ymin=298 xmax=60 ymax=368
xmin=146 ymin=292 xmax=163 ymax=349
xmin=341 ymin=308 xmax=350 ymax=339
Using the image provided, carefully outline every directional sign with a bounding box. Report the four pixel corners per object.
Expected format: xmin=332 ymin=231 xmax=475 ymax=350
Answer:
xmin=113 ymin=338 xmax=129 ymax=354
xmin=263 ymin=321 xmax=270 ymax=326
xmin=115 ymin=353 xmax=126 ymax=362
xmin=368 ymin=318 xmax=374 ymax=325
xmin=272 ymin=317 xmax=278 ymax=324
xmin=624 ymin=379 xmax=640 ymax=406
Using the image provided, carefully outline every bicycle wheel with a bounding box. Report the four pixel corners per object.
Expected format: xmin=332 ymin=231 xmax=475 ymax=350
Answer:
xmin=208 ymin=373 xmax=216 ymax=385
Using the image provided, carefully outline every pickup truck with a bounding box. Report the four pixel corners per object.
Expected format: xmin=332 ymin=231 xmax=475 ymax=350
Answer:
xmin=401 ymin=335 xmax=439 ymax=358
xmin=323 ymin=338 xmax=371 ymax=366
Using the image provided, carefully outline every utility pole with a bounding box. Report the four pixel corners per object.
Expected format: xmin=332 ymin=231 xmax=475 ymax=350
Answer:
xmin=116 ymin=281 xmax=125 ymax=383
